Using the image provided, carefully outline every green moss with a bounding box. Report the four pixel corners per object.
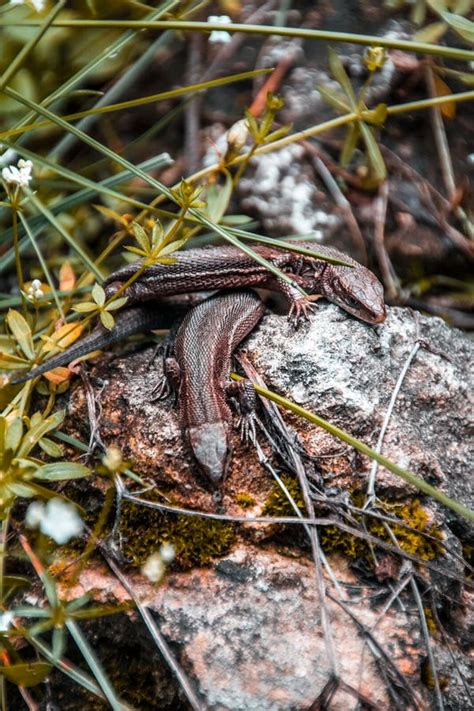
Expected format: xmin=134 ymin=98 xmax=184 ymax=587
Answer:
xmin=119 ymin=503 xmax=235 ymax=569
xmin=261 ymin=475 xmax=305 ymax=517
xmin=235 ymin=492 xmax=257 ymax=508
xmin=423 ymin=607 xmax=437 ymax=636
xmin=320 ymin=497 xmax=444 ymax=563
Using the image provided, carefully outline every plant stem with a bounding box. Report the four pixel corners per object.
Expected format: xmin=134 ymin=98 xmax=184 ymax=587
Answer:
xmin=230 ymin=374 xmax=474 ymax=523
xmin=5 ymin=20 xmax=474 ymax=61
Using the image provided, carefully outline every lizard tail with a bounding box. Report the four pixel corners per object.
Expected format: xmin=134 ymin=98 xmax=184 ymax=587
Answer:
xmin=9 ymin=305 xmax=166 ymax=385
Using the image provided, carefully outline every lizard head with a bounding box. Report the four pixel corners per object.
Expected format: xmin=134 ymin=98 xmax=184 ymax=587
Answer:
xmin=321 ymin=265 xmax=386 ymax=324
xmin=188 ymin=422 xmax=229 ymax=484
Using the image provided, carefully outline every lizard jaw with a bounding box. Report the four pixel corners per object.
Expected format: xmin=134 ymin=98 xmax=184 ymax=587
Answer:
xmin=188 ymin=422 xmax=229 ymax=484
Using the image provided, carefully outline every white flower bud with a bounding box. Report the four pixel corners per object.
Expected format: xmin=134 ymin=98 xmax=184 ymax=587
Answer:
xmin=227 ymin=119 xmax=249 ymax=154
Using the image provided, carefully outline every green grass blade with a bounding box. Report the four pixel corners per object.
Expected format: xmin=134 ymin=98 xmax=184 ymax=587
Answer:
xmin=3 ymin=86 xmax=305 ymax=293
xmin=66 ymin=620 xmax=128 ymax=711
xmin=0 ymin=1 xmax=65 ymax=92
xmin=1 ymin=138 xmax=168 ymax=213
xmin=231 ymin=374 xmax=474 ymax=523
xmin=1 ymin=68 xmax=271 ymax=141
xmin=25 ymin=632 xmax=105 ymax=700
xmin=0 ymin=154 xmax=172 ymax=274
xmin=5 ymin=19 xmax=474 ymax=61
xmin=24 ymin=189 xmax=104 ymax=282
xmin=17 ymin=212 xmax=64 ymax=319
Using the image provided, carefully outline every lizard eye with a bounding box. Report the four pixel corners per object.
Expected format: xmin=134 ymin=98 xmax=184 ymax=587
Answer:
xmin=346 ymin=296 xmax=360 ymax=309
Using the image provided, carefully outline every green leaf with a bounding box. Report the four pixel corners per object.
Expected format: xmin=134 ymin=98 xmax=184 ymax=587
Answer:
xmin=11 ymin=606 xmax=52 ymax=619
xmin=437 ymin=66 xmax=474 ymax=85
xmin=52 ymin=627 xmax=66 ymax=663
xmin=6 ymin=310 xmax=34 ymax=360
xmin=151 ymin=220 xmax=164 ymax=247
xmin=0 ymin=336 xmax=15 ymax=351
xmin=158 ymin=238 xmax=188 ymax=257
xmin=0 ymin=353 xmax=28 ymax=369
xmin=0 ymin=662 xmax=52 ymax=687
xmin=453 ymin=0 xmax=472 ymax=14
xmin=17 ymin=410 xmax=65 ymax=458
xmin=412 ymin=0 xmax=428 ymax=25
xmin=317 ymin=85 xmax=350 ymax=114
xmin=91 ymin=283 xmax=106 ymax=307
xmin=206 ymin=171 xmax=233 ymax=223
xmin=413 ymin=21 xmax=447 ymax=43
xmin=5 ymin=417 xmax=23 ymax=455
xmin=65 ymin=594 xmax=91 ymax=612
xmin=131 ymin=222 xmax=150 ymax=252
xmin=244 ymin=109 xmax=259 ymax=139
xmin=359 ymin=122 xmax=387 ymax=182
xmin=441 ymin=11 xmax=474 ymax=43
xmin=100 ymin=311 xmax=115 ymax=330
xmin=340 ymin=122 xmax=361 ymax=168
xmin=123 ymin=246 xmax=146 ymax=257
xmin=328 ymin=48 xmax=357 ymax=108
xmin=38 ymin=437 xmax=64 ymax=458
xmin=73 ymin=302 xmax=98 ymax=313
xmin=264 ymin=125 xmax=292 ymax=144
xmin=105 ymin=297 xmax=128 ymax=312
xmin=8 ymin=482 xmax=37 ymax=498
xmin=33 ymin=462 xmax=90 ymax=481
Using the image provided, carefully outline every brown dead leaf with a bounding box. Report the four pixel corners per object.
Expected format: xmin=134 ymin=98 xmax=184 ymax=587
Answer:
xmin=59 ymin=261 xmax=76 ymax=292
xmin=433 ymin=75 xmax=456 ymax=119
xmin=44 ymin=367 xmax=72 ymax=385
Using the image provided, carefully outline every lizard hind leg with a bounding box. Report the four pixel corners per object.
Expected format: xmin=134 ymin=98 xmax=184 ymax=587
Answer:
xmin=226 ymin=379 xmax=258 ymax=445
xmin=150 ymin=355 xmax=180 ymax=401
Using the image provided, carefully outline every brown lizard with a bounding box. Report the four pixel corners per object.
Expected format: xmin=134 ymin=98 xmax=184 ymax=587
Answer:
xmin=10 ymin=242 xmax=385 ymax=387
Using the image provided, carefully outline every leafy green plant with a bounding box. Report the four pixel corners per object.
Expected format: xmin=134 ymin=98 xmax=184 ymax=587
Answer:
xmin=318 ymin=48 xmax=388 ymax=187
xmin=0 ymin=1 xmax=472 ymax=706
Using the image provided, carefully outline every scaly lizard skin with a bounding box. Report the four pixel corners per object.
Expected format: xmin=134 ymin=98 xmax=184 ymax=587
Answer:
xmin=104 ymin=242 xmax=386 ymax=324
xmin=164 ymin=290 xmax=266 ymax=483
xmin=10 ymin=300 xmax=186 ymax=385
xmin=10 ymin=242 xmax=385 ymax=385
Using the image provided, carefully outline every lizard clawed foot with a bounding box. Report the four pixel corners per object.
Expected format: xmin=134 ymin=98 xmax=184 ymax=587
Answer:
xmin=150 ymin=376 xmax=172 ymax=401
xmin=288 ymin=297 xmax=317 ymax=327
xmin=236 ymin=411 xmax=257 ymax=445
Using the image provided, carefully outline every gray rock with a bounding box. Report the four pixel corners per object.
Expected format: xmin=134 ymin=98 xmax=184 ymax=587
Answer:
xmin=63 ymin=303 xmax=473 ymax=710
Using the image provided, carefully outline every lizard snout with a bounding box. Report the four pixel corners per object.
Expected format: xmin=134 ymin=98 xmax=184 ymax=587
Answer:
xmin=188 ymin=422 xmax=229 ymax=484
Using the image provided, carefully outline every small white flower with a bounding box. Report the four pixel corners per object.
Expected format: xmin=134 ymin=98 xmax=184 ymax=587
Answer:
xmin=159 ymin=542 xmax=175 ymax=563
xmin=0 ymin=612 xmax=14 ymax=632
xmin=26 ymin=498 xmax=83 ymax=544
xmin=25 ymin=501 xmax=44 ymax=528
xmin=2 ymin=158 xmax=33 ymax=187
xmin=34 ymin=288 xmax=44 ymax=299
xmin=141 ymin=553 xmax=165 ymax=583
xmin=208 ymin=15 xmax=232 ymax=44
xmin=31 ymin=279 xmax=42 ymax=290
xmin=10 ymin=0 xmax=45 ymax=11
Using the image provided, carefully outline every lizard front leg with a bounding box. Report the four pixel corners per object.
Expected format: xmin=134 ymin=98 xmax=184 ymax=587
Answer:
xmin=265 ymin=277 xmax=316 ymax=324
